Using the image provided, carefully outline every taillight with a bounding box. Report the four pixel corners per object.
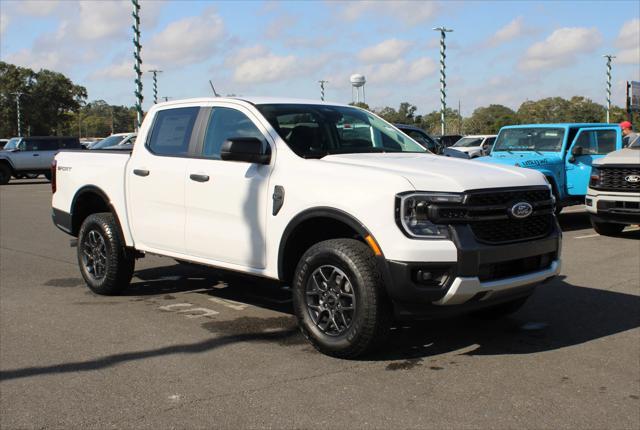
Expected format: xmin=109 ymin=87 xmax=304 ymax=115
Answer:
xmin=51 ymin=159 xmax=57 ymax=193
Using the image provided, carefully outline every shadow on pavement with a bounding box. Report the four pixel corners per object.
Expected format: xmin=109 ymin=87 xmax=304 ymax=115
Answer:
xmin=3 ymin=269 xmax=638 ymax=381
xmin=557 ymin=210 xmax=592 ymax=232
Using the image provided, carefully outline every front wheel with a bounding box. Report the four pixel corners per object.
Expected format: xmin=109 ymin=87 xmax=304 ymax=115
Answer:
xmin=292 ymin=239 xmax=391 ymax=358
xmin=77 ymin=213 xmax=135 ymax=295
xmin=591 ymin=218 xmax=625 ymax=236
xmin=0 ymin=164 xmax=11 ymax=185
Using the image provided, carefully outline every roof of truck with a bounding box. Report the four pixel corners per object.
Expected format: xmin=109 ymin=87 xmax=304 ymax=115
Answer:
xmin=155 ymin=97 xmax=352 ymax=108
xmin=502 ymin=123 xmax=615 ymax=128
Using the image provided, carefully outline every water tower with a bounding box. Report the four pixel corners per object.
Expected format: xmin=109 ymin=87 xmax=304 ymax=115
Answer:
xmin=350 ymin=74 xmax=366 ymax=104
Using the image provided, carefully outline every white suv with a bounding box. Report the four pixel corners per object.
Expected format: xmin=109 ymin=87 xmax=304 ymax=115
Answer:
xmin=449 ymin=135 xmax=497 ymax=158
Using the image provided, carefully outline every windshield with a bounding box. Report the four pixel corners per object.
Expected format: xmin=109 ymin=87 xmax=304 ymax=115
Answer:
xmin=3 ymin=138 xmax=21 ymax=150
xmin=91 ymin=135 xmax=126 ymax=150
xmin=256 ymin=104 xmax=426 ymax=158
xmin=453 ymin=137 xmax=484 ymax=147
xmin=493 ymin=127 xmax=565 ymax=152
xmin=401 ymin=129 xmax=438 ymax=152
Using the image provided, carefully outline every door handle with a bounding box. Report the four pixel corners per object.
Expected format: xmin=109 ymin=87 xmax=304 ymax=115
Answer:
xmin=133 ymin=169 xmax=150 ymax=177
xmin=189 ymin=173 xmax=210 ymax=182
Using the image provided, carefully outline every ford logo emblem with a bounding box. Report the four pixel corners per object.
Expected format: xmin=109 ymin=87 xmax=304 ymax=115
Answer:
xmin=510 ymin=202 xmax=533 ymax=219
xmin=625 ymin=175 xmax=640 ymax=183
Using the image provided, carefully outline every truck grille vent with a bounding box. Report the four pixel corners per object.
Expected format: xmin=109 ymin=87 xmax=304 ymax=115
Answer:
xmin=430 ymin=187 xmax=555 ymax=244
xmin=598 ymin=167 xmax=640 ymax=191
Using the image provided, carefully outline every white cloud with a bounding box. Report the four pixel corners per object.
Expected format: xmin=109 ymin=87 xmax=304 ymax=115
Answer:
xmin=363 ymin=57 xmax=436 ymax=84
xmin=76 ymin=1 xmax=130 ymax=40
xmin=233 ymin=54 xmax=298 ymax=84
xmin=358 ymin=39 xmax=412 ymax=63
xmin=615 ymin=19 xmax=639 ymax=65
xmin=487 ymin=16 xmax=527 ymax=47
xmin=146 ymin=7 xmax=225 ymax=65
xmin=0 ymin=14 xmax=8 ymax=36
xmin=519 ymin=27 xmax=602 ymax=71
xmin=340 ymin=1 xmax=438 ymax=26
xmin=17 ymin=0 xmax=61 ymax=16
xmin=90 ymin=60 xmax=135 ymax=80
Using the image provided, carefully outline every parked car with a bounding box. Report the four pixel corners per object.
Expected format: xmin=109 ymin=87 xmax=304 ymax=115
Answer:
xmin=479 ymin=124 xmax=624 ymax=212
xmin=0 ymin=136 xmax=81 ymax=185
xmin=394 ymin=124 xmax=442 ymax=154
xmin=586 ymin=142 xmax=640 ymax=235
xmin=90 ymin=132 xmax=136 ymax=150
xmin=434 ymin=134 xmax=463 ymax=148
xmin=52 ymin=97 xmax=560 ymax=358
xmin=449 ymin=135 xmax=496 ymax=158
xmin=0 ymin=138 xmax=9 ymax=148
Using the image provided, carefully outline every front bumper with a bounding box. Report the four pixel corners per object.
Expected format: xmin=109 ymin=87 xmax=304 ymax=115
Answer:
xmin=585 ymin=189 xmax=640 ymax=225
xmin=379 ymin=221 xmax=562 ymax=318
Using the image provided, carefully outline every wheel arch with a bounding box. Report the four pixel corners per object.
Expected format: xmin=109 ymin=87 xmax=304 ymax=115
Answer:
xmin=70 ymin=185 xmax=128 ymax=245
xmin=277 ymin=207 xmax=376 ymax=283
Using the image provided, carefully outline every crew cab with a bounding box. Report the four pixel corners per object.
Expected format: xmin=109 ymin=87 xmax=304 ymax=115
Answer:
xmin=479 ymin=124 xmax=624 ymax=212
xmin=586 ymin=142 xmax=640 ymax=235
xmin=0 ymin=136 xmax=81 ymax=184
xmin=51 ymin=98 xmax=561 ymax=358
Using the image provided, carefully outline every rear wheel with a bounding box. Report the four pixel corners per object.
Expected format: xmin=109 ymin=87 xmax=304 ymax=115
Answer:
xmin=292 ymin=239 xmax=391 ymax=358
xmin=0 ymin=164 xmax=11 ymax=185
xmin=43 ymin=171 xmax=52 ymax=181
xmin=591 ymin=218 xmax=625 ymax=236
xmin=77 ymin=213 xmax=135 ymax=295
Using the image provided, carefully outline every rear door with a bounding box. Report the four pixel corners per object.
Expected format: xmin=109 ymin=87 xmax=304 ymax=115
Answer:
xmin=565 ymin=127 xmax=621 ymax=196
xmin=184 ymin=105 xmax=273 ymax=268
xmin=35 ymin=139 xmax=59 ymax=169
xmin=127 ymin=106 xmax=200 ymax=254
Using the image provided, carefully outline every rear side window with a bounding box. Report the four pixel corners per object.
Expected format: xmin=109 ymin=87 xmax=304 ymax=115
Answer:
xmin=202 ymin=107 xmax=266 ymax=159
xmin=147 ymin=107 xmax=199 ymax=156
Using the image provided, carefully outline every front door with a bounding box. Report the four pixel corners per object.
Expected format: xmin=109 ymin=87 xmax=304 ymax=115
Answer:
xmin=11 ymin=139 xmax=42 ymax=170
xmin=565 ymin=127 xmax=621 ymax=196
xmin=185 ymin=105 xmax=273 ymax=268
xmin=127 ymin=106 xmax=200 ymax=254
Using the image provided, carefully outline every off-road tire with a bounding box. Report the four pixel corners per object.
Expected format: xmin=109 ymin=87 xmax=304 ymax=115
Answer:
xmin=77 ymin=212 xmax=135 ymax=295
xmin=292 ymin=239 xmax=392 ymax=359
xmin=591 ymin=218 xmax=625 ymax=236
xmin=0 ymin=164 xmax=11 ymax=185
xmin=471 ymin=296 xmax=529 ymax=319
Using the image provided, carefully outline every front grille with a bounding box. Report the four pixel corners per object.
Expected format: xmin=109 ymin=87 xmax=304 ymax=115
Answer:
xmin=430 ymin=187 xmax=555 ymax=244
xmin=598 ymin=167 xmax=640 ymax=191
xmin=478 ymin=252 xmax=555 ymax=282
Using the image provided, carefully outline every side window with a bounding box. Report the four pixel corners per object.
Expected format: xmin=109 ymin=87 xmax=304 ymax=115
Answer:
xmin=40 ymin=140 xmax=59 ymax=150
xmin=202 ymin=107 xmax=266 ymax=159
xmin=485 ymin=137 xmax=496 ymax=146
xmin=147 ymin=107 xmax=199 ymax=156
xmin=24 ymin=139 xmax=39 ymax=151
xmin=575 ymin=131 xmax=596 ymax=155
xmin=595 ymin=129 xmax=616 ymax=154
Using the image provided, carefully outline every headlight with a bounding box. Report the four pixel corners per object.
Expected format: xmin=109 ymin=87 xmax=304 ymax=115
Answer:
xmin=396 ymin=193 xmax=463 ymax=239
xmin=589 ymin=167 xmax=602 ymax=188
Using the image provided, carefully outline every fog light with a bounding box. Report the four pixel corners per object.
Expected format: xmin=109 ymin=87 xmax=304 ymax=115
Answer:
xmin=586 ymin=198 xmax=593 ymax=207
xmin=412 ymin=268 xmax=450 ymax=288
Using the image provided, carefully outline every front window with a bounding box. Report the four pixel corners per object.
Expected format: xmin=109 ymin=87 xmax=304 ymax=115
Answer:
xmin=256 ymin=104 xmax=426 ymax=158
xmin=453 ymin=137 xmax=484 ymax=148
xmin=493 ymin=127 xmax=565 ymax=152
xmin=3 ymin=138 xmax=21 ymax=150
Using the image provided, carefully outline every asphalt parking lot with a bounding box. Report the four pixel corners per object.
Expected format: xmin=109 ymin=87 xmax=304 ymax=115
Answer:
xmin=1 ymin=180 xmax=639 ymax=429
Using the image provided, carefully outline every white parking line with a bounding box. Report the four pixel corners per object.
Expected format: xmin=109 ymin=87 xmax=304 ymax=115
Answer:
xmin=208 ymin=297 xmax=248 ymax=311
xmin=574 ymin=233 xmax=600 ymax=239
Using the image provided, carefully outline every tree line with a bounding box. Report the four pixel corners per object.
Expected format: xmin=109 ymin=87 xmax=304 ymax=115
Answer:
xmin=1 ymin=60 xmax=637 ymax=138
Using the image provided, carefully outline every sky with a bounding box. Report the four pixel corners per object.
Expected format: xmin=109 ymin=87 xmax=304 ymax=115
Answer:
xmin=0 ymin=0 xmax=638 ymax=116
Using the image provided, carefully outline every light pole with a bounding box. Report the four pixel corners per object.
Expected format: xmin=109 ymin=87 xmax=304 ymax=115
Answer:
xmin=11 ymin=92 xmax=23 ymax=136
xmin=603 ymin=54 xmax=615 ymax=123
xmin=318 ymin=80 xmax=328 ymax=101
xmin=132 ymin=0 xmax=143 ymax=130
xmin=148 ymin=69 xmax=162 ymax=104
xmin=433 ymin=26 xmax=453 ymax=135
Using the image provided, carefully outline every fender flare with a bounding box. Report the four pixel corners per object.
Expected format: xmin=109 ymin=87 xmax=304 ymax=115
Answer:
xmin=70 ymin=185 xmax=128 ymax=245
xmin=277 ymin=207 xmax=374 ymax=280
xmin=0 ymin=157 xmax=16 ymax=172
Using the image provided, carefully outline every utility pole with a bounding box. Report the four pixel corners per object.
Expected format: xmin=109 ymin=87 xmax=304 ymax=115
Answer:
xmin=148 ymin=69 xmax=162 ymax=104
xmin=603 ymin=55 xmax=615 ymax=123
xmin=433 ymin=26 xmax=453 ymax=136
xmin=318 ymin=80 xmax=328 ymax=101
xmin=132 ymin=0 xmax=143 ymax=130
xmin=11 ymin=92 xmax=23 ymax=136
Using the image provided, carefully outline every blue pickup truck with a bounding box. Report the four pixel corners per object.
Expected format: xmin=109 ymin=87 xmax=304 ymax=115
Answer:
xmin=479 ymin=123 xmax=623 ymax=211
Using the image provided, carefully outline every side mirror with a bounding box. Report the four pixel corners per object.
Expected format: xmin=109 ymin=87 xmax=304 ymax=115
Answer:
xmin=220 ymin=137 xmax=270 ymax=164
xmin=571 ymin=145 xmax=583 ymax=156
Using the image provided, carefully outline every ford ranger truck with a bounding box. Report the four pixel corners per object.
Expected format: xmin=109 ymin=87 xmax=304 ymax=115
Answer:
xmin=479 ymin=124 xmax=623 ymax=213
xmin=51 ymin=98 xmax=561 ymax=358
xmin=586 ymin=142 xmax=640 ymax=235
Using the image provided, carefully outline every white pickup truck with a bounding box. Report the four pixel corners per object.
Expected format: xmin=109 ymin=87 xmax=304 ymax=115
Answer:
xmin=51 ymin=97 xmax=561 ymax=358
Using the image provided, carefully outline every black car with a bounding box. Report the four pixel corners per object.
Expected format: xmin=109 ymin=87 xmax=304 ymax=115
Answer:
xmin=394 ymin=124 xmax=443 ymax=154
xmin=434 ymin=134 xmax=464 ymax=148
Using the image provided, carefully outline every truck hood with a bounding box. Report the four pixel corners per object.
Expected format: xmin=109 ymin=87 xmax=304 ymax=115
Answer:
xmin=594 ymin=147 xmax=640 ymax=165
xmin=321 ymin=153 xmax=546 ymax=192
